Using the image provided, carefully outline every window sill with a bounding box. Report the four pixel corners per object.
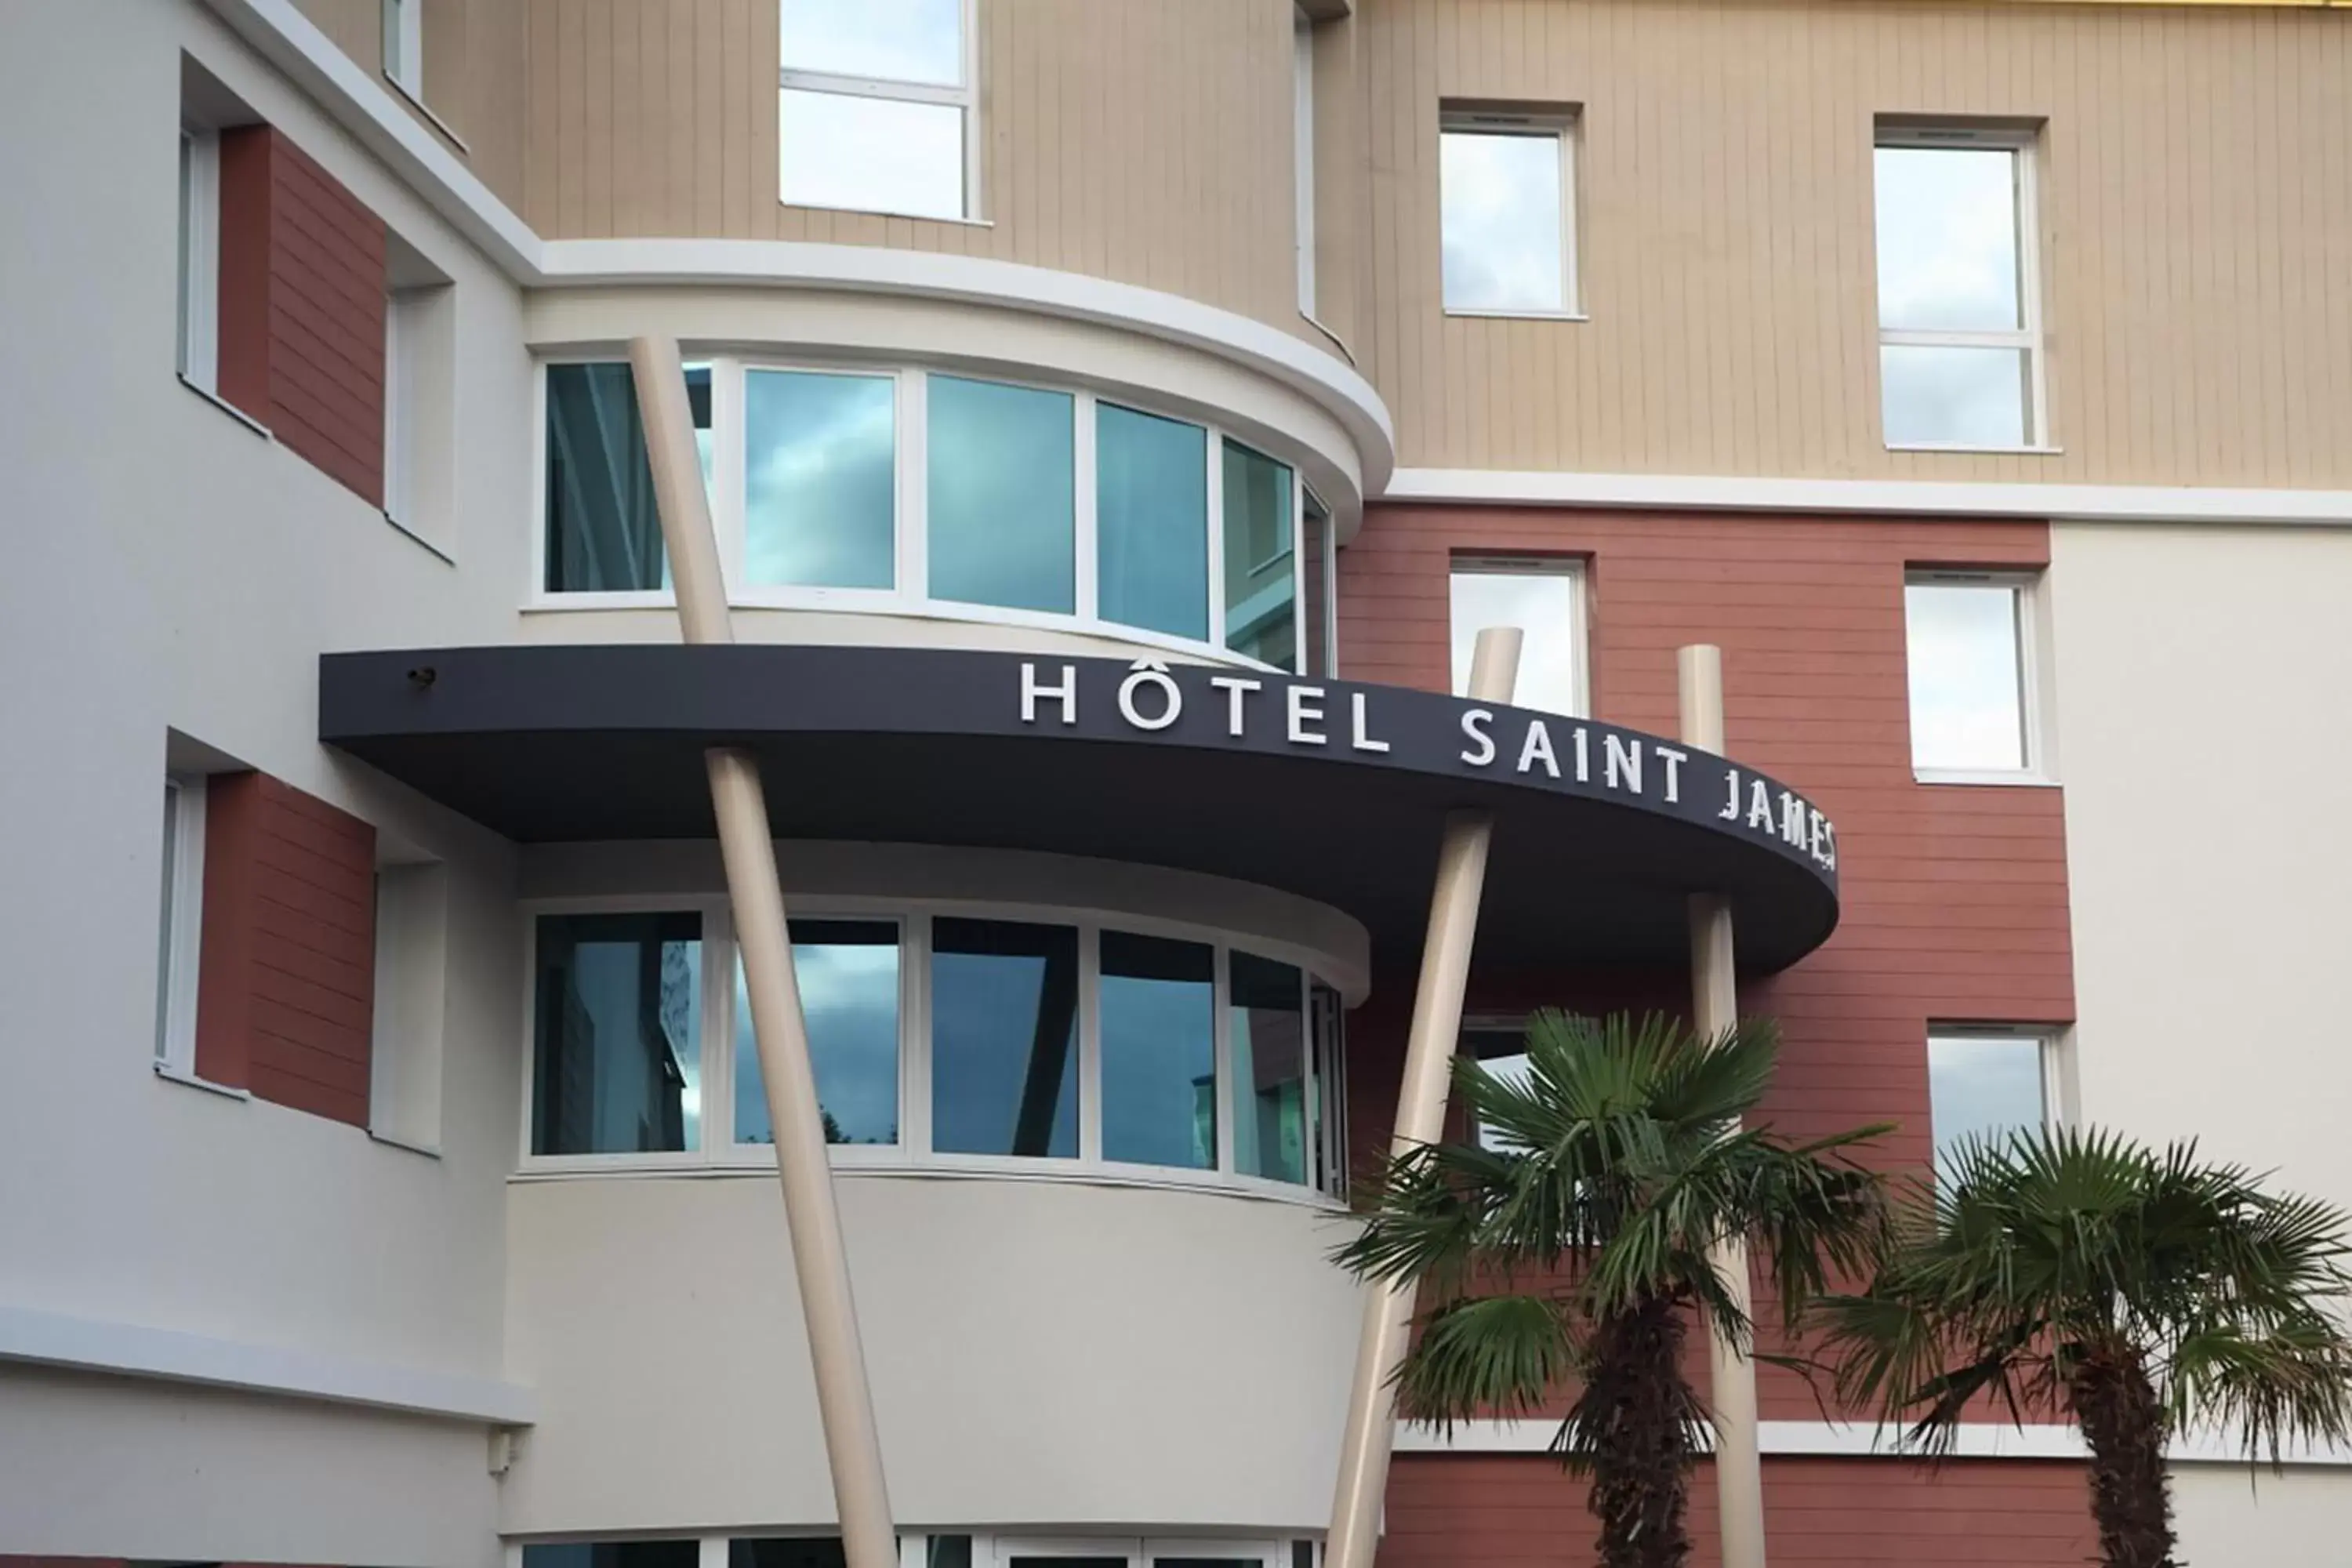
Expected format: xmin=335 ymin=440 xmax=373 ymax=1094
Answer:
xmin=368 ymin=1127 xmax=444 ymax=1160
xmin=383 ymin=73 xmax=470 ymax=153
xmin=154 ymin=1061 xmax=252 ymax=1101
xmin=1886 ymin=442 xmax=2064 ymax=456
xmin=779 ymin=198 xmax=995 ymax=229
xmin=510 ymin=1153 xmax=1348 ymax=1212
xmin=1914 ymin=768 xmax=2060 ymax=789
xmin=178 ymin=374 xmax=271 ymax=439
xmin=1444 ymin=307 xmax=1588 ymax=322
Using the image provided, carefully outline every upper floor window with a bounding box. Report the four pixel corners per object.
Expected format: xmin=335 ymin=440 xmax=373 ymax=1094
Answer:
xmin=1874 ymin=125 xmax=2045 ymax=450
xmin=1450 ymin=557 xmax=1587 ymax=717
xmin=176 ymin=127 xmax=220 ymax=393
xmin=1440 ymin=106 xmax=1577 ymax=318
xmin=382 ymin=0 xmax=423 ymax=99
xmin=537 ymin=359 xmax=1305 ymax=673
xmin=779 ymin=0 xmax=974 ymax=221
xmin=1928 ymin=1027 xmax=2057 ymax=1180
xmin=1903 ymin=570 xmax=2045 ymax=781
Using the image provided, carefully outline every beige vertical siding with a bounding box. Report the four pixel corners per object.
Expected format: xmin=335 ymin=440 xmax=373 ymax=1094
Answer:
xmin=1358 ymin=0 xmax=2352 ymax=487
xmin=291 ymin=0 xmax=530 ymax=209
xmin=514 ymin=0 xmax=1312 ymax=335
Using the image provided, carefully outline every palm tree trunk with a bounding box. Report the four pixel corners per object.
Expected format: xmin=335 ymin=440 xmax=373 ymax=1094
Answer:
xmin=1582 ymin=1295 xmax=1695 ymax=1568
xmin=2069 ymin=1351 xmax=2178 ymax=1568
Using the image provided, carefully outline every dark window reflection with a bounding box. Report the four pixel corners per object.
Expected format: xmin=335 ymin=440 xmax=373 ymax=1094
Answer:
xmin=1101 ymin=931 xmax=1216 ymax=1169
xmin=730 ymin=1540 xmax=849 ymax=1568
xmin=532 ymin=912 xmax=702 ymax=1155
xmin=1221 ymin=438 xmax=1296 ymax=670
xmin=931 ymin=917 xmax=1080 ymax=1157
xmin=925 ymin=1539 xmax=974 ymax=1568
xmin=737 ymin=920 xmax=901 ymax=1146
xmin=1231 ymin=950 xmax=1307 ymax=1184
xmin=543 ymin=362 xmax=710 ymax=592
xmin=523 ymin=1544 xmax=701 ymax=1568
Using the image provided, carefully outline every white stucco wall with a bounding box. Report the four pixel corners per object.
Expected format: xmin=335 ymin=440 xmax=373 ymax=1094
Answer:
xmin=2049 ymin=521 xmax=2352 ymax=1561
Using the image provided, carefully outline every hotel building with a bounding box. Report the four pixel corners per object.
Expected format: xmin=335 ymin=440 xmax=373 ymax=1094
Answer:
xmin=3 ymin=1 xmax=2350 ymax=1564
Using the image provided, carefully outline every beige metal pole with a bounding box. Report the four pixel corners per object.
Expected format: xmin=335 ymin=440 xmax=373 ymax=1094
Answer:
xmin=630 ymin=336 xmax=898 ymax=1568
xmin=1325 ymin=626 xmax=1523 ymax=1568
xmin=1679 ymin=644 xmax=1768 ymax=1568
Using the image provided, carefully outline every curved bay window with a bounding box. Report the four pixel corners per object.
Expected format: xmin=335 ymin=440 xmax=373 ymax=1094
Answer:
xmin=521 ymin=899 xmax=1350 ymax=1203
xmin=534 ymin=358 xmax=1308 ymax=672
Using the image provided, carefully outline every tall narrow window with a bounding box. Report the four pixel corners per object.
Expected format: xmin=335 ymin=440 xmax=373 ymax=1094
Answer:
xmin=532 ymin=912 xmax=704 ymax=1156
xmin=1875 ymin=126 xmax=2044 ymax=448
xmin=1294 ymin=6 xmax=1316 ymax=317
xmin=1450 ymin=558 xmax=1585 ymax=717
xmin=383 ymin=289 xmax=424 ymax=524
xmin=370 ymin=860 xmax=449 ymax=1151
xmin=1231 ymin=952 xmax=1308 ymax=1186
xmin=1099 ymin=931 xmax=1217 ymax=1170
xmin=176 ymin=128 xmax=220 ymax=392
xmin=154 ymin=775 xmax=207 ymax=1073
xmin=928 ymin=376 xmax=1075 ymax=614
xmin=1928 ymin=1029 xmax=2053 ymax=1178
xmin=1221 ymin=440 xmax=1297 ymax=670
xmin=383 ymin=0 xmax=423 ymax=98
xmin=744 ymin=368 xmax=897 ymax=590
xmin=1440 ymin=107 xmax=1575 ymax=316
xmin=931 ymin=917 xmax=1080 ymax=1159
xmin=1299 ymin=486 xmax=1335 ymax=679
xmin=779 ymin=0 xmax=972 ymax=220
xmin=543 ymin=361 xmax=711 ymax=593
xmin=735 ymin=920 xmax=902 ymax=1147
xmin=1097 ymin=402 xmax=1208 ymax=641
xmin=1904 ymin=572 xmax=2039 ymax=777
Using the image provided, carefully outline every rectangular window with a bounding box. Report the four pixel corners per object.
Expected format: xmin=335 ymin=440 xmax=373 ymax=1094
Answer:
xmin=1230 ymin=951 xmax=1308 ymax=1185
xmin=524 ymin=1545 xmax=700 ymax=1568
xmin=928 ymin=376 xmax=1076 ymax=614
xmin=1221 ymin=440 xmax=1298 ymax=670
xmin=1450 ymin=557 xmax=1586 ymax=717
xmin=532 ymin=911 xmax=704 ymax=1156
xmin=383 ymin=288 xmax=425 ymax=524
xmin=1099 ymin=931 xmax=1218 ymax=1171
xmin=1462 ymin=1021 xmax=1534 ymax=1152
xmin=1300 ymin=485 xmax=1336 ymax=679
xmin=779 ymin=0 xmax=972 ymax=220
xmin=383 ymin=0 xmax=423 ymax=97
xmin=931 ymin=916 xmax=1080 ymax=1159
xmin=543 ymin=361 xmax=711 ymax=593
xmin=1875 ymin=126 xmax=2045 ymax=449
xmin=369 ymin=860 xmax=448 ymax=1152
xmin=1904 ymin=572 xmax=2041 ymax=778
xmin=1308 ymin=978 xmax=1348 ymax=1196
xmin=1928 ymin=1029 xmax=2056 ymax=1177
xmin=731 ymin=1539 xmax=848 ymax=1568
xmin=1440 ymin=107 xmax=1575 ymax=317
xmin=1097 ymin=402 xmax=1209 ymax=641
xmin=1294 ymin=7 xmax=1316 ymax=317
xmin=744 ymin=368 xmax=897 ymax=590
xmin=176 ymin=128 xmax=220 ymax=392
xmin=154 ymin=775 xmax=207 ymax=1073
xmin=735 ymin=920 xmax=902 ymax=1148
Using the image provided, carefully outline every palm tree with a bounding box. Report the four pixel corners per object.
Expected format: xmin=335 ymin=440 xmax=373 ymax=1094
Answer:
xmin=1820 ymin=1126 xmax=2352 ymax=1568
xmin=1334 ymin=1009 xmax=1889 ymax=1568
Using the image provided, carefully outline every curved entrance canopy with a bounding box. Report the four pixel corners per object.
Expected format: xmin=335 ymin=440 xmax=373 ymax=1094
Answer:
xmin=319 ymin=645 xmax=1839 ymax=970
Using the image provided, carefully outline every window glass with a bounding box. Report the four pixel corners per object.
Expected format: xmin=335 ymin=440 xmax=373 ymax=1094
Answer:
xmin=735 ymin=920 xmax=901 ymax=1147
xmin=730 ymin=1541 xmax=849 ymax=1568
xmin=1221 ymin=441 xmax=1296 ymax=670
xmin=931 ymin=917 xmax=1080 ymax=1158
xmin=532 ymin=913 xmax=702 ymax=1155
xmin=544 ymin=362 xmax=710 ymax=593
xmin=1929 ymin=1033 xmax=2046 ymax=1176
xmin=925 ymin=1539 xmax=975 ymax=1568
xmin=1100 ymin=931 xmax=1217 ymax=1170
xmin=745 ymin=369 xmax=895 ymax=590
xmin=1301 ymin=487 xmax=1334 ymax=679
xmin=1097 ymin=403 xmax=1209 ymax=641
xmin=779 ymin=90 xmax=965 ymax=221
xmin=1475 ymin=1051 xmax=1535 ymax=1152
xmin=524 ymin=1546 xmax=701 ymax=1568
xmin=1450 ymin=564 xmax=1582 ymax=716
xmin=1875 ymin=147 xmax=2022 ymax=333
xmin=1309 ymin=980 xmax=1348 ymax=1196
xmin=1440 ymin=127 xmax=1566 ymax=314
xmin=1880 ymin=344 xmax=2030 ymax=449
xmin=1231 ymin=952 xmax=1308 ymax=1185
xmin=154 ymin=782 xmax=180 ymax=1058
xmin=929 ymin=376 xmax=1076 ymax=614
xmin=1904 ymin=581 xmax=2027 ymax=771
xmin=781 ymin=0 xmax=964 ymax=85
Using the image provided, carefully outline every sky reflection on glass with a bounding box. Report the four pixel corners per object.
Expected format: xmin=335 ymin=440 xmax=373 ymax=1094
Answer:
xmin=779 ymin=90 xmax=964 ymax=220
xmin=1097 ymin=403 xmax=1209 ymax=641
xmin=1450 ymin=569 xmax=1581 ymax=717
xmin=1929 ymin=1035 xmax=2045 ymax=1178
xmin=1880 ymin=343 xmax=2027 ymax=448
xmin=931 ymin=918 xmax=1079 ymax=1158
xmin=745 ymin=369 xmax=895 ymax=589
xmin=929 ymin=376 xmax=1076 ymax=614
xmin=735 ymin=922 xmax=900 ymax=1146
xmin=1905 ymin=582 xmax=2026 ymax=771
xmin=781 ymin=0 xmax=964 ymax=85
xmin=1875 ymin=146 xmax=2021 ymax=332
xmin=1440 ymin=129 xmax=1565 ymax=314
xmin=1100 ymin=931 xmax=1216 ymax=1170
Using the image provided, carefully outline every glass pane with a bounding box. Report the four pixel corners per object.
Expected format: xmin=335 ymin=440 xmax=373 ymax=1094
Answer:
xmin=544 ymin=362 xmax=710 ymax=592
xmin=928 ymin=376 xmax=1076 ymax=613
xmin=154 ymin=785 xmax=178 ymax=1058
xmin=1097 ymin=402 xmax=1209 ymax=640
xmin=1158 ymin=1560 xmax=1267 ymax=1568
xmin=926 ymin=1539 xmax=975 ymax=1568
xmin=931 ymin=917 xmax=1080 ymax=1158
xmin=1929 ymin=1035 xmax=2045 ymax=1175
xmin=1904 ymin=583 xmax=2027 ymax=771
xmin=781 ymin=0 xmax=964 ymax=85
xmin=1440 ymin=128 xmax=1566 ymax=314
xmin=1310 ymin=982 xmax=1347 ymax=1196
xmin=1475 ymin=1051 xmax=1535 ymax=1152
xmin=1450 ymin=567 xmax=1581 ymax=716
xmin=532 ymin=913 xmax=702 ymax=1155
xmin=1100 ymin=931 xmax=1217 ymax=1170
xmin=1301 ymin=488 xmax=1333 ymax=678
xmin=1007 ymin=1561 xmax=1125 ymax=1568
xmin=780 ymin=90 xmax=964 ymax=220
xmin=1222 ymin=441 xmax=1296 ymax=670
xmin=1874 ymin=145 xmax=2023 ymax=332
xmin=1231 ymin=952 xmax=1308 ymax=1185
xmin=730 ymin=1542 xmax=849 ymax=1568
xmin=745 ymin=369 xmax=896 ymax=590
xmin=524 ymin=1547 xmax=701 ymax=1568
xmin=1880 ymin=343 xmax=2030 ymax=448
xmin=735 ymin=920 xmax=901 ymax=1147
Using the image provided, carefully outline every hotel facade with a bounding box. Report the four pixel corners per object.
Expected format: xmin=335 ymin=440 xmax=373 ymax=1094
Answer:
xmin=4 ymin=0 xmax=2351 ymax=1564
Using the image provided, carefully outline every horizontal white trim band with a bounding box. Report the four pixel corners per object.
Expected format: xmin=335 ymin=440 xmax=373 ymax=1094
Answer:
xmin=1396 ymin=1417 xmax=2352 ymax=1467
xmin=1382 ymin=467 xmax=2352 ymax=527
xmin=0 ymin=1302 xmax=535 ymax=1426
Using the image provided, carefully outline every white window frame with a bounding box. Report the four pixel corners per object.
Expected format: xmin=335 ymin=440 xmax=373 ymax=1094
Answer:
xmin=1294 ymin=5 xmax=1316 ymax=318
xmin=1903 ymin=567 xmax=2053 ymax=786
xmin=1873 ymin=124 xmax=2049 ymax=453
xmin=1448 ymin=555 xmax=1590 ymax=718
xmin=176 ymin=127 xmax=220 ymax=394
xmin=154 ymin=774 xmax=209 ymax=1077
xmin=383 ymin=0 xmax=423 ymax=99
xmin=1926 ymin=1024 xmax=2067 ymax=1166
xmin=383 ymin=288 xmax=423 ymax=524
xmin=1439 ymin=107 xmax=1580 ymax=321
xmin=778 ymin=0 xmax=981 ymax=222
xmin=529 ymin=356 xmax=1309 ymax=676
xmin=515 ymin=895 xmax=1349 ymax=1207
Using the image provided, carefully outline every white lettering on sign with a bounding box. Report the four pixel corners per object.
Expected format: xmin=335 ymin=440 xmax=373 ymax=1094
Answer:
xmin=1460 ymin=708 xmax=1497 ymax=766
xmin=1778 ymin=790 xmax=1808 ymax=848
xmin=1517 ymin=719 xmax=1561 ymax=779
xmin=1021 ymin=662 xmax=1077 ymax=725
xmin=1209 ymin=675 xmax=1262 ymax=737
xmin=1287 ymin=684 xmax=1328 ymax=746
xmin=1117 ymin=662 xmax=1182 ymax=731
xmin=1654 ymin=744 xmax=1688 ymax=804
xmin=1350 ymin=692 xmax=1391 ymax=754
xmin=1605 ymin=734 xmax=1643 ymax=795
xmin=1748 ymin=778 xmax=1775 ymax=831
xmin=1573 ymin=725 xmax=1591 ymax=783
xmin=1720 ymin=768 xmax=1743 ymax=821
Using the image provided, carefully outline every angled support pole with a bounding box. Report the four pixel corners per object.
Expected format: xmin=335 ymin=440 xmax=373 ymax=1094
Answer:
xmin=630 ymin=336 xmax=898 ymax=1568
xmin=1325 ymin=626 xmax=1522 ymax=1568
xmin=1679 ymin=642 xmax=1768 ymax=1568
